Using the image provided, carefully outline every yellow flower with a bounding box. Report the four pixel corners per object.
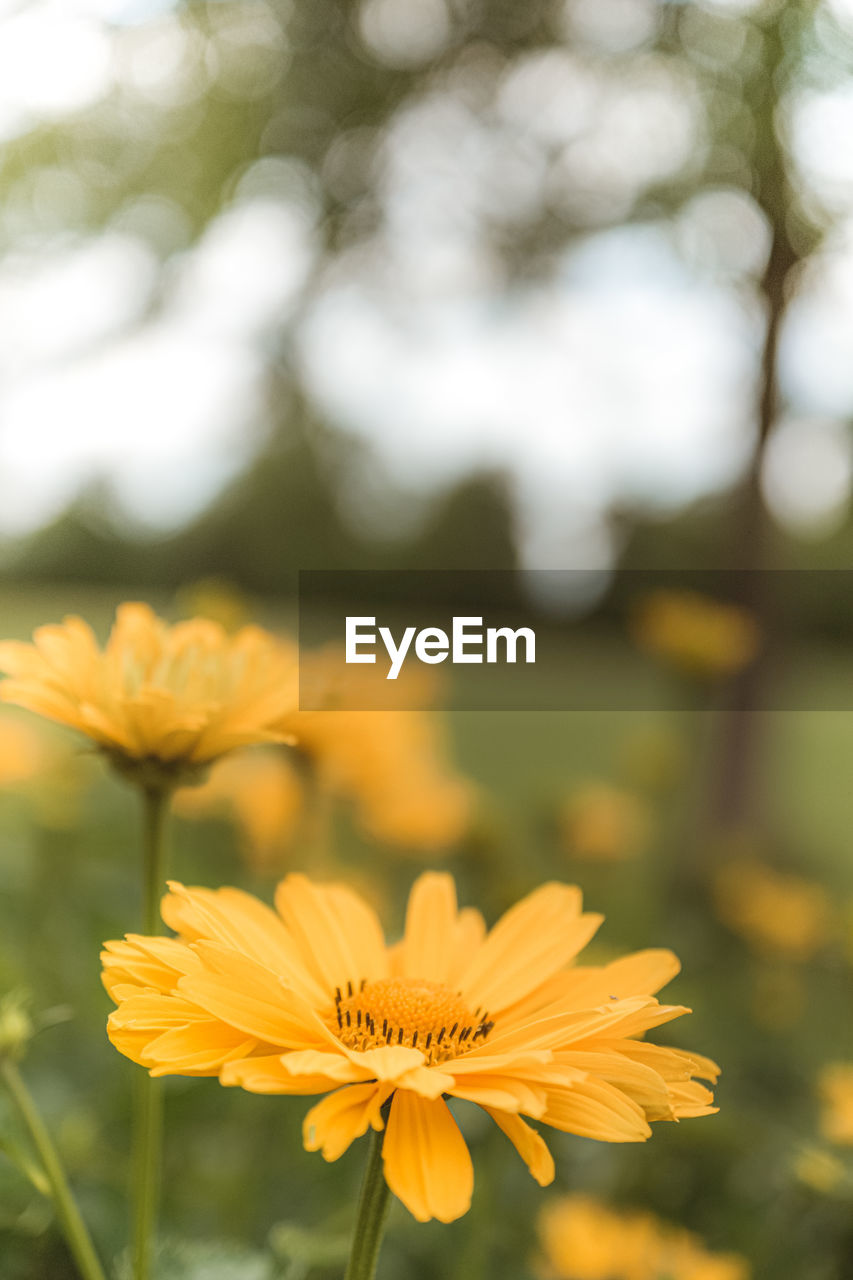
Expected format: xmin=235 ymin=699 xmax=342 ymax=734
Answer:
xmin=103 ymin=872 xmax=718 ymax=1224
xmin=793 ymin=1144 xmax=846 ymax=1193
xmin=278 ymin=647 xmax=475 ymax=851
xmin=0 ymin=604 xmax=297 ymax=786
xmin=299 ymin=709 xmax=474 ymax=851
xmin=0 ymin=714 xmax=45 ymax=788
xmin=633 ymin=590 xmax=759 ymax=681
xmin=818 ymin=1063 xmax=853 ymax=1146
xmin=174 ymin=750 xmax=304 ymax=872
xmin=0 ymin=710 xmax=95 ymax=828
xmin=713 ymin=861 xmax=832 ymax=961
xmin=177 ymin=711 xmax=473 ymax=858
xmin=559 ymin=783 xmax=650 ymax=862
xmin=537 ymin=1194 xmax=749 ymax=1280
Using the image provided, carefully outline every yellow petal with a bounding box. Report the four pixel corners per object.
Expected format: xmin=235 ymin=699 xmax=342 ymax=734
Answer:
xmin=458 ymin=883 xmax=603 ymax=1013
xmin=400 ymin=873 xmax=459 ymax=983
xmin=222 ymin=1055 xmax=343 ymax=1095
xmin=142 ymin=1022 xmax=257 ymax=1076
xmin=382 ymin=1092 xmax=474 ymax=1223
xmin=101 ymin=935 xmax=200 ymax=999
xmin=303 ymin=1083 xmax=389 ymax=1161
xmin=281 ymin=1049 xmax=368 ymax=1084
xmin=542 ymin=1079 xmax=652 ymax=1142
xmin=565 ymin=949 xmax=682 ymax=1007
xmin=274 ymin=874 xmax=389 ymax=997
xmin=486 ymin=1109 xmax=555 ymax=1185
xmin=448 ymin=1073 xmax=547 ymax=1116
xmin=162 ymin=882 xmax=323 ymax=1003
xmin=176 ymin=952 xmax=325 ymax=1049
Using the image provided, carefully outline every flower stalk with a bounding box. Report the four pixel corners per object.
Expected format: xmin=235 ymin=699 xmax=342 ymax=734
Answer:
xmin=344 ymin=1125 xmax=392 ymax=1280
xmin=132 ymin=784 xmax=170 ymax=1280
xmin=0 ymin=1057 xmax=107 ymax=1280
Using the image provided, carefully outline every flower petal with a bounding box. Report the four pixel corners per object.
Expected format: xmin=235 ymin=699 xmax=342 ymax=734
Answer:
xmin=542 ymin=1079 xmax=652 ymax=1142
xmin=222 ymin=1055 xmax=343 ymax=1095
xmin=458 ymin=883 xmax=603 ymax=1013
xmin=382 ymin=1092 xmax=474 ymax=1223
xmin=274 ymin=874 xmax=388 ymax=997
xmin=303 ymin=1083 xmax=389 ymax=1161
xmin=400 ymin=873 xmax=459 ymax=982
xmin=162 ymin=882 xmax=324 ymax=1004
xmin=486 ymin=1109 xmax=555 ymax=1186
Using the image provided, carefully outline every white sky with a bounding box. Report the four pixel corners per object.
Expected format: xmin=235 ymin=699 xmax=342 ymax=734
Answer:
xmin=1 ymin=0 xmax=853 ymax=564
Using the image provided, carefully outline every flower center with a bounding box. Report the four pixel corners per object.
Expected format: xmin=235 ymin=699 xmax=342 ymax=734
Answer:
xmin=331 ymin=977 xmax=493 ymax=1066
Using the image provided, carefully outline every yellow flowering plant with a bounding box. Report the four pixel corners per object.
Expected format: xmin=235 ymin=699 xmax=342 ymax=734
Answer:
xmin=818 ymin=1063 xmax=853 ymax=1147
xmin=0 ymin=602 xmax=299 ymax=1280
xmin=0 ymin=603 xmax=297 ymax=789
xmin=102 ymin=870 xmax=718 ymax=1277
xmin=632 ymin=590 xmax=760 ymax=683
xmin=537 ymin=1194 xmax=749 ymax=1280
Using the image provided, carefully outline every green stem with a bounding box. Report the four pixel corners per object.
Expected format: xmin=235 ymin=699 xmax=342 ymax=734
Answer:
xmin=0 ymin=1058 xmax=107 ymax=1280
xmin=140 ymin=785 xmax=170 ymax=936
xmin=344 ymin=1126 xmax=392 ymax=1280
xmin=132 ymin=784 xmax=170 ymax=1280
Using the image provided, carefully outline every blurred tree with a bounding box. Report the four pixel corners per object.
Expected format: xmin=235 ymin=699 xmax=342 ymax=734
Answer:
xmin=0 ymin=0 xmax=848 ymax=611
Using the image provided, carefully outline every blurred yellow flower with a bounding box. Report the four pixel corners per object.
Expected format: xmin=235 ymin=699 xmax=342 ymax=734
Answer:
xmin=632 ymin=590 xmax=760 ymax=681
xmin=294 ymin=707 xmax=474 ymax=851
xmin=0 ymin=604 xmax=297 ymax=786
xmin=103 ymin=872 xmax=718 ymax=1224
xmin=174 ymin=640 xmax=472 ymax=858
xmin=713 ymin=861 xmax=833 ymax=960
xmin=271 ymin=648 xmax=475 ymax=852
xmin=0 ymin=711 xmax=94 ymax=828
xmin=0 ymin=714 xmax=47 ymax=790
xmin=818 ymin=1063 xmax=853 ymax=1146
xmin=174 ymin=750 xmax=304 ymax=872
xmin=793 ymin=1144 xmax=846 ymax=1193
xmin=559 ymin=782 xmax=650 ymax=862
xmin=537 ymin=1194 xmax=749 ymax=1280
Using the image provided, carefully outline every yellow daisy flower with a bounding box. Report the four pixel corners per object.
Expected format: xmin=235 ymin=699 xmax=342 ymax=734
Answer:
xmin=0 ymin=603 xmax=297 ymax=786
xmin=559 ymin=782 xmax=651 ymax=862
xmin=102 ymin=872 xmax=719 ymax=1224
xmin=537 ymin=1194 xmax=749 ymax=1280
xmin=712 ymin=861 xmax=833 ymax=961
xmin=632 ymin=590 xmax=759 ymax=681
xmin=818 ymin=1063 xmax=853 ymax=1146
xmin=174 ymin=749 xmax=305 ymax=872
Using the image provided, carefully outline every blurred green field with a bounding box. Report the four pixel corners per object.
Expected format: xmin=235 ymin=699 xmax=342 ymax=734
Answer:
xmin=2 ymin=586 xmax=853 ymax=1280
